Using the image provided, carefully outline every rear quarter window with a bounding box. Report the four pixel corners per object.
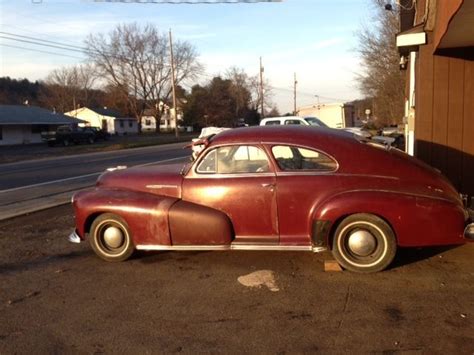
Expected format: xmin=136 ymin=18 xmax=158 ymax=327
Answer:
xmin=264 ymin=120 xmax=281 ymax=125
xmin=272 ymin=145 xmax=337 ymax=172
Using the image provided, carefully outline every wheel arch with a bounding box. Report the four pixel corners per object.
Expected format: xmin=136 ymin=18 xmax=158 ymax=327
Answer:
xmin=326 ymin=212 xmax=398 ymax=250
xmin=84 ymin=212 xmax=104 ymax=235
xmin=310 ymin=190 xmax=401 ymax=248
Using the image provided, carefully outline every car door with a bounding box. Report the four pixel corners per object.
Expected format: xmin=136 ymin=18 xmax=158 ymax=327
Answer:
xmin=182 ymin=144 xmax=279 ymax=244
xmin=269 ymin=144 xmax=339 ymax=245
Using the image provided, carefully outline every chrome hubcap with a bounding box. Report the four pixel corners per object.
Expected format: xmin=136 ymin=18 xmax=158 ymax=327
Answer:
xmin=347 ymin=229 xmax=377 ymax=257
xmin=103 ymin=226 xmax=124 ymax=249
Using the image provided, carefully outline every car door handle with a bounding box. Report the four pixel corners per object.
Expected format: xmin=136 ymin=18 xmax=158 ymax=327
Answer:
xmin=261 ymin=183 xmax=275 ymax=188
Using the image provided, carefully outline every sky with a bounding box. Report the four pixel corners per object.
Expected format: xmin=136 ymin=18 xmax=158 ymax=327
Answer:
xmin=0 ymin=0 xmax=376 ymax=113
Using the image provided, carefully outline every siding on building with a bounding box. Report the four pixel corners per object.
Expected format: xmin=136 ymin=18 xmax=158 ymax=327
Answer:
xmin=415 ymin=33 xmax=474 ymax=197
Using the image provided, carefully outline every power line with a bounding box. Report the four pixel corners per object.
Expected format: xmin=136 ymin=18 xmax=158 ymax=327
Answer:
xmin=92 ymin=0 xmax=282 ymax=3
xmin=1 ymin=30 xmax=349 ymax=102
xmin=0 ymin=31 xmax=88 ymax=51
xmin=0 ymin=43 xmax=85 ymax=60
xmin=0 ymin=35 xmax=87 ymax=54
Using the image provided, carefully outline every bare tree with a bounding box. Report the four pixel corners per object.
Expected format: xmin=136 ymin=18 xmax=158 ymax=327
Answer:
xmin=356 ymin=0 xmax=405 ymax=125
xmin=225 ymin=67 xmax=252 ymax=118
xmin=85 ymin=23 xmax=202 ymax=131
xmin=248 ymin=74 xmax=274 ymax=117
xmin=40 ymin=64 xmax=97 ymax=113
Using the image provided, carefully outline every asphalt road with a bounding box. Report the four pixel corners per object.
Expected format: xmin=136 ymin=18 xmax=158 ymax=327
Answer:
xmin=0 ymin=205 xmax=473 ymax=354
xmin=0 ymin=143 xmax=191 ymax=220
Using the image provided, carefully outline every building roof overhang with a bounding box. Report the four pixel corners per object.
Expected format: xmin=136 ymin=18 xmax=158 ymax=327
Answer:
xmin=434 ymin=0 xmax=474 ymax=50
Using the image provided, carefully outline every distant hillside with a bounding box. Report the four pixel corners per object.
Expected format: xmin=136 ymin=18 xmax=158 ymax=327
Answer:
xmin=0 ymin=77 xmax=43 ymax=106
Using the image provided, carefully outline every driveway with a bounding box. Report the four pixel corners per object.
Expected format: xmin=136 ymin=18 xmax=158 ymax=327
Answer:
xmin=0 ymin=205 xmax=473 ymax=353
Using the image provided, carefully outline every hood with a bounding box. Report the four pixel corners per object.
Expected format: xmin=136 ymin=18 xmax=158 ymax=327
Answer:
xmin=97 ymin=163 xmax=184 ymax=199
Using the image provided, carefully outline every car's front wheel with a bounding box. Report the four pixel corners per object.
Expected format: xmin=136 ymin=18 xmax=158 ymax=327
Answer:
xmin=89 ymin=213 xmax=135 ymax=262
xmin=332 ymin=213 xmax=396 ymax=273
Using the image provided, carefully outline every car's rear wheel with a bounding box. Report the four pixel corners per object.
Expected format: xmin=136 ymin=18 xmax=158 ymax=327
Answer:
xmin=89 ymin=213 xmax=134 ymax=262
xmin=332 ymin=213 xmax=396 ymax=273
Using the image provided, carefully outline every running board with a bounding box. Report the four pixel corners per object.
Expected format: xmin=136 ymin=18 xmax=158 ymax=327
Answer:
xmin=135 ymin=244 xmax=326 ymax=253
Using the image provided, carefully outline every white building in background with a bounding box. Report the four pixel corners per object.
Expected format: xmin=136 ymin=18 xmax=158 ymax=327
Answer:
xmin=64 ymin=107 xmax=138 ymax=135
xmin=141 ymin=107 xmax=188 ymax=133
xmin=297 ymin=102 xmax=355 ymax=128
xmin=0 ymin=105 xmax=84 ymax=145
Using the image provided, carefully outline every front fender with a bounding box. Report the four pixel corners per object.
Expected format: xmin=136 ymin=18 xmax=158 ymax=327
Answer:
xmin=72 ymin=188 xmax=178 ymax=246
xmin=311 ymin=190 xmax=466 ymax=247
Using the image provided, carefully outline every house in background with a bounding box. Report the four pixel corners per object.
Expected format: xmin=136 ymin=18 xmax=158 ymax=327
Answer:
xmin=396 ymin=0 xmax=474 ymax=199
xmin=297 ymin=103 xmax=355 ymax=128
xmin=0 ymin=105 xmax=84 ymax=145
xmin=64 ymin=107 xmax=138 ymax=135
xmin=141 ymin=105 xmax=187 ymax=133
xmin=141 ymin=108 xmax=157 ymax=132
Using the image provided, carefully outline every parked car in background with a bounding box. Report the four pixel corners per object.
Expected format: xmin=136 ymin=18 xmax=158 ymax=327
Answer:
xmin=84 ymin=126 xmax=110 ymax=141
xmin=68 ymin=126 xmax=473 ymax=273
xmin=41 ymin=125 xmax=95 ymax=146
xmin=260 ymin=116 xmax=372 ymax=139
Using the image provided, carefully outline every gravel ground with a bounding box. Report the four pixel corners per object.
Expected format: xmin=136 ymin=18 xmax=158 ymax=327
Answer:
xmin=0 ymin=205 xmax=473 ymax=354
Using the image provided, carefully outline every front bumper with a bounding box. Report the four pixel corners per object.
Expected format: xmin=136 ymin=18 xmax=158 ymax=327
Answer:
xmin=68 ymin=230 xmax=81 ymax=244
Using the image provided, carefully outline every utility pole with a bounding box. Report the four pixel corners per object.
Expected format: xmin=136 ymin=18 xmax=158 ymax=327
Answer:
xmin=293 ymin=73 xmax=297 ymax=115
xmin=169 ymin=29 xmax=179 ymax=138
xmin=259 ymin=56 xmax=264 ymax=119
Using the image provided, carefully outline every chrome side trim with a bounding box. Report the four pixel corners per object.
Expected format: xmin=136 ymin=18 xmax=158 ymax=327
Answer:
xmin=190 ymin=172 xmax=276 ymax=179
xmin=146 ymin=184 xmax=178 ymax=189
xmin=68 ymin=231 xmax=81 ymax=244
xmin=136 ymin=245 xmax=230 ymax=251
xmin=232 ymin=244 xmax=313 ymax=251
xmin=106 ymin=165 xmax=127 ymax=172
xmin=135 ymin=244 xmax=327 ymax=252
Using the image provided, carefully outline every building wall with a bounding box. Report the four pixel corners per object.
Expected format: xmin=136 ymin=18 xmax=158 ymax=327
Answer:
xmin=65 ymin=108 xmax=116 ymax=134
xmin=298 ymin=103 xmax=351 ymax=128
xmin=415 ymin=33 xmax=474 ymax=197
xmin=141 ymin=116 xmax=157 ymax=131
xmin=114 ymin=119 xmax=139 ymax=135
xmin=0 ymin=125 xmax=43 ymax=145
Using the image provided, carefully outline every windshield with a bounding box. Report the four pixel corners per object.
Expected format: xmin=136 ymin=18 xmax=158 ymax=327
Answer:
xmin=304 ymin=117 xmax=328 ymax=127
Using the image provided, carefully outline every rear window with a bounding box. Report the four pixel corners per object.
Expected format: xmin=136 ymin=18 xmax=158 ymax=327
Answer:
xmin=284 ymin=119 xmax=304 ymax=125
xmin=264 ymin=120 xmax=280 ymax=125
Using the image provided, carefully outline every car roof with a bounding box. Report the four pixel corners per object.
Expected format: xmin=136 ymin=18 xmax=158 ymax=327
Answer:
xmin=210 ymin=125 xmax=356 ymax=148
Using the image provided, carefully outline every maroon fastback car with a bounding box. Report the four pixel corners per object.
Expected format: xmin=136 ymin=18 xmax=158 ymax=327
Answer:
xmin=69 ymin=126 xmax=474 ymax=272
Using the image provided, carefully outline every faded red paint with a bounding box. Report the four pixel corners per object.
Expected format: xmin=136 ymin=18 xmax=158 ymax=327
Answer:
xmin=72 ymin=126 xmax=471 ymax=249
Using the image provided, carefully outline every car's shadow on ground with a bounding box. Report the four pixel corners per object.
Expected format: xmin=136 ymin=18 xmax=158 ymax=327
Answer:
xmin=389 ymin=245 xmax=459 ymax=270
xmin=136 ymin=250 xmax=211 ymax=264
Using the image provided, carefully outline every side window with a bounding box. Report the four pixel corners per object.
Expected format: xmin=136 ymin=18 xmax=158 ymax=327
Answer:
xmin=197 ymin=145 xmax=270 ymax=174
xmin=265 ymin=120 xmax=280 ymax=125
xmin=284 ymin=119 xmax=303 ymax=125
xmin=272 ymin=145 xmax=337 ymax=171
xmin=197 ymin=149 xmax=217 ymax=173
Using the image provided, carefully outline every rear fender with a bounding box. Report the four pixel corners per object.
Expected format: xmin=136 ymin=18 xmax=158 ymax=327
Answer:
xmin=73 ymin=188 xmax=178 ymax=246
xmin=311 ymin=190 xmax=465 ymax=247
